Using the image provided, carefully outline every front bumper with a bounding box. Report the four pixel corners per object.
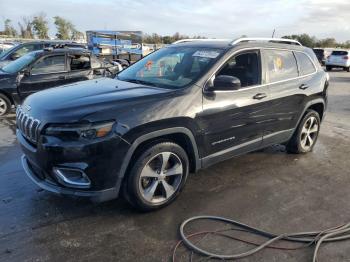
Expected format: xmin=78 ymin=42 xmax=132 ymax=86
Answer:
xmin=21 ymin=155 xmax=120 ymax=202
xmin=17 ymin=129 xmax=131 ymax=202
xmin=325 ymin=61 xmax=349 ymax=67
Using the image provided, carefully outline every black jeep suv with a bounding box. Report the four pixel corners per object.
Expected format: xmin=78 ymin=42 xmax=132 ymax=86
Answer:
xmin=17 ymin=38 xmax=329 ymax=211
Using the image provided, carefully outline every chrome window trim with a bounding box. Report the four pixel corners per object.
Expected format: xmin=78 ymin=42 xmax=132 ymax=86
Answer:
xmin=203 ymin=47 xmax=318 ymax=93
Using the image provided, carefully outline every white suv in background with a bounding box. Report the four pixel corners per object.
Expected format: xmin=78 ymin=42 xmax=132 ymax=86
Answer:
xmin=325 ymin=50 xmax=350 ymax=72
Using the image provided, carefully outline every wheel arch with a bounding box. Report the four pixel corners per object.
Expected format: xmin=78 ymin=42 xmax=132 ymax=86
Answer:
xmin=295 ymin=98 xmax=325 ymax=132
xmin=0 ymin=90 xmax=14 ymax=105
xmin=308 ymin=103 xmax=325 ymax=121
xmin=118 ymin=127 xmax=201 ymax=181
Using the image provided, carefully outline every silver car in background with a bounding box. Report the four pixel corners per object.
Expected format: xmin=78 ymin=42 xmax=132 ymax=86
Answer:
xmin=325 ymin=50 xmax=350 ymax=72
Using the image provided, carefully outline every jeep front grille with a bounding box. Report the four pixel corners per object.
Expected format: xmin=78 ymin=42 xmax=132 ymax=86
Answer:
xmin=16 ymin=106 xmax=41 ymax=144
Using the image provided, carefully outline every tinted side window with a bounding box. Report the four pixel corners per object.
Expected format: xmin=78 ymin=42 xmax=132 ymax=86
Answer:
xmin=265 ymin=50 xmax=298 ymax=83
xmin=217 ymin=51 xmax=260 ymax=88
xmin=31 ymin=55 xmax=65 ymax=74
xmin=70 ymin=54 xmax=91 ymax=71
xmin=295 ymin=52 xmax=316 ymax=76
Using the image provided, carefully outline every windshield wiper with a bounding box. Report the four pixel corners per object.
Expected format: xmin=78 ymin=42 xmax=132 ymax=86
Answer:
xmin=121 ymin=78 xmax=158 ymax=87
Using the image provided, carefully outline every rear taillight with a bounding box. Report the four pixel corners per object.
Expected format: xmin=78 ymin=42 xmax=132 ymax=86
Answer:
xmin=343 ymin=56 xmax=349 ymax=60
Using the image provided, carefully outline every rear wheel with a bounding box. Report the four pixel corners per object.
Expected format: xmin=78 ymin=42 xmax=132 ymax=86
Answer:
xmin=0 ymin=94 xmax=11 ymax=116
xmin=286 ymin=110 xmax=320 ymax=154
xmin=124 ymin=142 xmax=189 ymax=211
xmin=326 ymin=66 xmax=332 ymax=71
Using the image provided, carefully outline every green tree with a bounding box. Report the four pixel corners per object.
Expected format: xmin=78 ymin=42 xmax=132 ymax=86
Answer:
xmin=4 ymin=19 xmax=17 ymax=37
xmin=54 ymin=16 xmax=72 ymax=39
xmin=282 ymin=34 xmax=316 ymax=47
xmin=71 ymin=29 xmax=84 ymax=41
xmin=18 ymin=16 xmax=34 ymax=39
xmin=32 ymin=13 xmax=49 ymax=39
xmin=316 ymin=38 xmax=337 ymax=48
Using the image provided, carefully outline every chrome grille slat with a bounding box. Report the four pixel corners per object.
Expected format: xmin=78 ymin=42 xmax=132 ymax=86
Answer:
xmin=16 ymin=106 xmax=41 ymax=144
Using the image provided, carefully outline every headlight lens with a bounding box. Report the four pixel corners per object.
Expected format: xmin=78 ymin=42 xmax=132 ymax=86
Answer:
xmin=44 ymin=121 xmax=115 ymax=140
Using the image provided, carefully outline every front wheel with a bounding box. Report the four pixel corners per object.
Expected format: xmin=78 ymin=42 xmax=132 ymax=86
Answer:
xmin=0 ymin=94 xmax=11 ymax=117
xmin=286 ymin=110 xmax=321 ymax=154
xmin=124 ymin=142 xmax=189 ymax=211
xmin=345 ymin=67 xmax=350 ymax=72
xmin=326 ymin=66 xmax=332 ymax=71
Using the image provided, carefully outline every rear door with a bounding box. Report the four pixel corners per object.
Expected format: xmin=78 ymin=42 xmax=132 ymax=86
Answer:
xmin=66 ymin=53 xmax=93 ymax=83
xmin=17 ymin=54 xmax=68 ymax=99
xmin=261 ymin=49 xmax=317 ymax=146
xmin=261 ymin=49 xmax=303 ymax=145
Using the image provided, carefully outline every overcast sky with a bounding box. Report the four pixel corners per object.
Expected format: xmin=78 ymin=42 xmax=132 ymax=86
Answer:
xmin=1 ymin=0 xmax=350 ymax=41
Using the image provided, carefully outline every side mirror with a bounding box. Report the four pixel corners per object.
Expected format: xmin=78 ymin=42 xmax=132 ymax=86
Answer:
xmin=212 ymin=75 xmax=241 ymax=91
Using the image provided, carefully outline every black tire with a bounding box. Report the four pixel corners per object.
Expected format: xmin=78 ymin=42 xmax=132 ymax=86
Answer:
xmin=286 ymin=110 xmax=321 ymax=154
xmin=326 ymin=66 xmax=332 ymax=71
xmin=0 ymin=94 xmax=11 ymax=117
xmin=124 ymin=141 xmax=189 ymax=211
xmin=346 ymin=67 xmax=350 ymax=72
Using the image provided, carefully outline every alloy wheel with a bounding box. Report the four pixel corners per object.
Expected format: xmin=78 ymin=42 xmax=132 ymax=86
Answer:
xmin=300 ymin=116 xmax=319 ymax=151
xmin=139 ymin=152 xmax=183 ymax=204
xmin=0 ymin=98 xmax=8 ymax=116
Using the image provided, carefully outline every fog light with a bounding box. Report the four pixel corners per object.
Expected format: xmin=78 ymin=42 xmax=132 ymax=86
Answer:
xmin=53 ymin=167 xmax=91 ymax=189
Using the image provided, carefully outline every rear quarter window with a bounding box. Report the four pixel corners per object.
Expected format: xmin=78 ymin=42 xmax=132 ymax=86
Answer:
xmin=295 ymin=52 xmax=316 ymax=76
xmin=265 ymin=50 xmax=298 ymax=83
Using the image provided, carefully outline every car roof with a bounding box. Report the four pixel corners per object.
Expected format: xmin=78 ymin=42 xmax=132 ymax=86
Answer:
xmin=34 ymin=48 xmax=91 ymax=56
xmin=20 ymin=40 xmax=83 ymax=45
xmin=170 ymin=40 xmax=232 ymax=49
xmin=171 ymin=40 xmax=308 ymax=52
xmin=331 ymin=49 xmax=349 ymax=52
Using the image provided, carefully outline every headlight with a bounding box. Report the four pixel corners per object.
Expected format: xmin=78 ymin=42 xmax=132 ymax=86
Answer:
xmin=44 ymin=121 xmax=115 ymax=140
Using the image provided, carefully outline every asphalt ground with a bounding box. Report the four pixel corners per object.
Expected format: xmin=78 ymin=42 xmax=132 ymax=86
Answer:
xmin=0 ymin=70 xmax=349 ymax=262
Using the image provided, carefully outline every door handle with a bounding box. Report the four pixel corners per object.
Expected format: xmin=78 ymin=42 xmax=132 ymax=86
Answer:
xmin=299 ymin=84 xmax=309 ymax=90
xmin=253 ymin=93 xmax=267 ymax=100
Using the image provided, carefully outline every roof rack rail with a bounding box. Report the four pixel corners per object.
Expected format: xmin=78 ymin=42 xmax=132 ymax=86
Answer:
xmin=172 ymin=39 xmax=231 ymax=44
xmin=231 ymin=37 xmax=302 ymax=46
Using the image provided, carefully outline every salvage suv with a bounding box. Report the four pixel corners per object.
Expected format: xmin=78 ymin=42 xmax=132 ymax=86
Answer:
xmin=0 ymin=47 xmax=121 ymax=116
xmin=17 ymin=38 xmax=329 ymax=211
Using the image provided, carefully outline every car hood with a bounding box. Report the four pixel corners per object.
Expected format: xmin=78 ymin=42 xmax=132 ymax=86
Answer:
xmin=23 ymin=78 xmax=173 ymax=122
xmin=0 ymin=60 xmax=10 ymax=68
xmin=0 ymin=69 xmax=15 ymax=81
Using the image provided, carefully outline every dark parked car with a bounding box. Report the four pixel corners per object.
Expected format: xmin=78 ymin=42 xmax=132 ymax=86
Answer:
xmin=17 ymin=38 xmax=329 ymax=211
xmin=0 ymin=40 xmax=86 ymax=68
xmin=313 ymin=48 xmax=332 ymax=66
xmin=0 ymin=48 xmax=121 ymax=116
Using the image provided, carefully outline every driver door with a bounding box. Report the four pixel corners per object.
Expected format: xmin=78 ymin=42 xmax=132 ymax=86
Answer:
xmin=17 ymin=54 xmax=68 ymax=99
xmin=200 ymin=49 xmax=273 ymax=167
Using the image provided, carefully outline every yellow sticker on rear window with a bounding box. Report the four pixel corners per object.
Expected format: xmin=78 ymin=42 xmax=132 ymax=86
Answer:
xmin=274 ymin=57 xmax=283 ymax=70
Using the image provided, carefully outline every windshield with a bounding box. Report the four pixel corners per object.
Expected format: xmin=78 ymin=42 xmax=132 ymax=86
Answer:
xmin=1 ymin=52 xmax=37 ymax=74
xmin=0 ymin=45 xmax=17 ymax=60
xmin=331 ymin=51 xmax=348 ymax=56
xmin=117 ymin=46 xmax=223 ymax=89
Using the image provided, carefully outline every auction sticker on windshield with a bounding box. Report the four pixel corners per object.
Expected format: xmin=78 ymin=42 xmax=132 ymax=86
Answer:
xmin=192 ymin=50 xmax=220 ymax=59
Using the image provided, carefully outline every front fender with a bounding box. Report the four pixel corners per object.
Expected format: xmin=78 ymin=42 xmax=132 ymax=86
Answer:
xmin=117 ymin=127 xmax=201 ymax=180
